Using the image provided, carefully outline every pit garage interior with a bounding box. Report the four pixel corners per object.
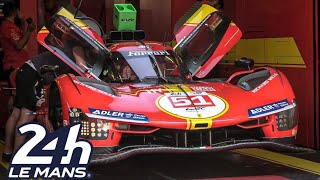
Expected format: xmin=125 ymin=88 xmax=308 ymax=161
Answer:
xmin=0 ymin=0 xmax=319 ymax=179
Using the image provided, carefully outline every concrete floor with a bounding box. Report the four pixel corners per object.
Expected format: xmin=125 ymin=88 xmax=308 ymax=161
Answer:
xmin=88 ymin=150 xmax=320 ymax=180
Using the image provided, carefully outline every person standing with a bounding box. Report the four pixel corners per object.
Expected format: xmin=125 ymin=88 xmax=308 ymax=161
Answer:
xmin=1 ymin=44 xmax=88 ymax=162
xmin=0 ymin=2 xmax=36 ymax=111
xmin=1 ymin=51 xmax=74 ymax=162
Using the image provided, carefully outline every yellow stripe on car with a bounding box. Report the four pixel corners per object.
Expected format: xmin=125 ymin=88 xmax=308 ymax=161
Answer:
xmin=184 ymin=4 xmax=217 ymax=26
xmin=57 ymin=8 xmax=89 ymax=29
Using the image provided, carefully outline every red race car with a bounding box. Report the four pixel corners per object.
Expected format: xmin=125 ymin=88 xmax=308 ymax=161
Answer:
xmin=36 ymin=3 xmax=299 ymax=163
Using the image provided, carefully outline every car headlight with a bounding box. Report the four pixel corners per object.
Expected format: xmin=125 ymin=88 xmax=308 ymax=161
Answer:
xmin=69 ymin=108 xmax=110 ymax=140
xmin=275 ymin=100 xmax=298 ymax=131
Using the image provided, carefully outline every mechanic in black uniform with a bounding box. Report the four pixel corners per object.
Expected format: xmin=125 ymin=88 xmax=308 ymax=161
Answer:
xmin=2 ymin=51 xmax=75 ymax=162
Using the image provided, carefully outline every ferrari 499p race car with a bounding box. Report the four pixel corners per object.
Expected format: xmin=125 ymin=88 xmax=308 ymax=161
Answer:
xmin=35 ymin=3 xmax=300 ymax=163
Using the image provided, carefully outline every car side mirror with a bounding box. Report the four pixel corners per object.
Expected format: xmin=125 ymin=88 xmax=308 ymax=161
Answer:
xmin=40 ymin=65 xmax=59 ymax=75
xmin=235 ymin=57 xmax=254 ymax=70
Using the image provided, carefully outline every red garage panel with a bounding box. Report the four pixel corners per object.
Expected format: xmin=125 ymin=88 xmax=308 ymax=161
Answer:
xmin=224 ymin=0 xmax=316 ymax=148
xmin=140 ymin=0 xmax=172 ymax=41
xmin=314 ymin=0 xmax=319 ymax=149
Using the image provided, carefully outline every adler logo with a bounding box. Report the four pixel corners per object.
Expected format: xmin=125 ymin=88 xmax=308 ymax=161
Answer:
xmin=88 ymin=108 xmax=150 ymax=123
xmin=8 ymin=123 xmax=92 ymax=179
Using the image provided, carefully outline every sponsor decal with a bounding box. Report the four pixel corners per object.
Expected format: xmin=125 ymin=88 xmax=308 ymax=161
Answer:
xmin=88 ymin=108 xmax=149 ymax=123
xmin=74 ymin=81 xmax=116 ymax=97
xmin=11 ymin=31 xmax=21 ymax=41
xmin=195 ymin=70 xmax=205 ymax=77
xmin=146 ymin=88 xmax=163 ymax=94
xmin=252 ymin=74 xmax=278 ymax=93
xmin=127 ymin=50 xmax=170 ymax=57
xmin=138 ymin=45 xmax=153 ymax=49
xmin=190 ymin=86 xmax=216 ymax=92
xmin=248 ymin=99 xmax=290 ymax=117
xmin=157 ymin=92 xmax=228 ymax=119
xmin=121 ymin=18 xmax=134 ymax=22
xmin=8 ymin=123 xmax=92 ymax=179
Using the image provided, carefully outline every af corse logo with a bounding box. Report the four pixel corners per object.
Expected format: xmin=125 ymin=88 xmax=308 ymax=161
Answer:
xmin=8 ymin=123 xmax=92 ymax=179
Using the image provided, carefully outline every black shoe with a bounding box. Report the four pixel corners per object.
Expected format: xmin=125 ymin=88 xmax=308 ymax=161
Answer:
xmin=2 ymin=153 xmax=12 ymax=163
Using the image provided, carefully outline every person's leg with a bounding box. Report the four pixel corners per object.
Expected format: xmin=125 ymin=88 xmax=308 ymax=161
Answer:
xmin=7 ymin=96 xmax=14 ymax=113
xmin=2 ymin=67 xmax=18 ymax=162
xmin=4 ymin=68 xmax=15 ymax=113
xmin=9 ymin=64 xmax=38 ymax=152
xmin=3 ymin=107 xmax=20 ymax=154
xmin=14 ymin=108 xmax=36 ymax=152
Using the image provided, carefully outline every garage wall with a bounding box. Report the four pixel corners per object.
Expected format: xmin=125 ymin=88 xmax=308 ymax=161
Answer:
xmin=224 ymin=0 xmax=316 ymax=148
xmin=139 ymin=0 xmax=172 ymax=41
xmin=315 ymin=0 xmax=319 ymax=149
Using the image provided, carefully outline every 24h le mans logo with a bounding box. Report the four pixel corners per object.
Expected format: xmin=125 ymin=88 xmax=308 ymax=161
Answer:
xmin=7 ymin=123 xmax=93 ymax=179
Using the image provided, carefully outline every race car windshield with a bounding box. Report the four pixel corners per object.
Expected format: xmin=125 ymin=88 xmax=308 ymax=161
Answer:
xmin=109 ymin=50 xmax=183 ymax=83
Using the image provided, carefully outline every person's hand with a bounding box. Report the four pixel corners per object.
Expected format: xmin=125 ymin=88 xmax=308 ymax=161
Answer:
xmin=27 ymin=22 xmax=36 ymax=32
